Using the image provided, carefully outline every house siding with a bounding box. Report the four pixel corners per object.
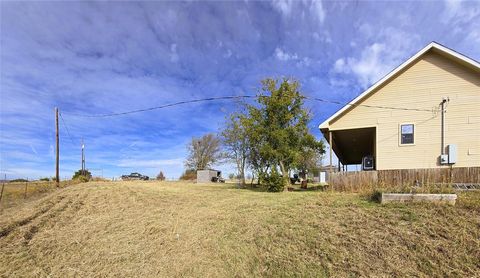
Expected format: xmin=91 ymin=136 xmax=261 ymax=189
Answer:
xmin=329 ymin=51 xmax=480 ymax=170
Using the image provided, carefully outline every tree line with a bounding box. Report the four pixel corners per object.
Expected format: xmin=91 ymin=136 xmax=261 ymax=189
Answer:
xmin=182 ymin=78 xmax=325 ymax=192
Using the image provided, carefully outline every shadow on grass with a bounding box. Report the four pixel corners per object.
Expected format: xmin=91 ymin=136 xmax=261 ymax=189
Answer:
xmin=232 ymin=183 xmax=328 ymax=193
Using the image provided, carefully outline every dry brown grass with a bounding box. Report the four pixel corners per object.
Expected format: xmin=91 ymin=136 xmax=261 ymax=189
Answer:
xmin=0 ymin=181 xmax=479 ymax=277
xmin=0 ymin=180 xmax=80 ymax=208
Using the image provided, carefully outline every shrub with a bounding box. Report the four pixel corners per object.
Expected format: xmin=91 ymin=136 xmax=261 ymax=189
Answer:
xmin=260 ymin=168 xmax=287 ymax=192
xmin=156 ymin=171 xmax=166 ymax=181
xmin=77 ymin=175 xmax=90 ymax=183
xmin=179 ymin=169 xmax=196 ymax=180
xmin=39 ymin=177 xmax=50 ymax=182
xmin=72 ymin=169 xmax=92 ymax=180
xmin=9 ymin=179 xmax=28 ymax=183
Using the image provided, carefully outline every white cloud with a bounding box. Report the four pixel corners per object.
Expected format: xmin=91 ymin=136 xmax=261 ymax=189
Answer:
xmin=271 ymin=0 xmax=325 ymax=23
xmin=275 ymin=47 xmax=298 ymax=61
xmin=170 ymin=43 xmax=179 ymax=63
xmin=309 ymin=0 xmax=325 ymax=23
xmin=333 ymin=43 xmax=391 ymax=88
xmin=271 ymin=0 xmax=294 ymax=17
xmin=333 ymin=58 xmax=346 ymax=72
xmin=332 ymin=27 xmax=420 ymax=88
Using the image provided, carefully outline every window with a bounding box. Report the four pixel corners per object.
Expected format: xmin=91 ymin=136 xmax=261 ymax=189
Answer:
xmin=400 ymin=124 xmax=414 ymax=145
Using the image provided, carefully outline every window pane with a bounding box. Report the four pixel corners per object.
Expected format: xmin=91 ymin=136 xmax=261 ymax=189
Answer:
xmin=401 ymin=133 xmax=414 ymax=144
xmin=401 ymin=124 xmax=413 ymax=134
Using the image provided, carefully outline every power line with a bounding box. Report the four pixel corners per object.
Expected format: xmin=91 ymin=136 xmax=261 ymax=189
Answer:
xmin=59 ymin=112 xmax=78 ymax=145
xmin=62 ymin=95 xmax=257 ymax=118
xmin=61 ymin=94 xmax=435 ymax=118
xmin=306 ymin=97 xmax=434 ymax=112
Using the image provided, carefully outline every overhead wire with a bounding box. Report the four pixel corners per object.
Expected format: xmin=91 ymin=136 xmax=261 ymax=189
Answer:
xmin=61 ymin=94 xmax=435 ymax=118
xmin=59 ymin=112 xmax=79 ymax=145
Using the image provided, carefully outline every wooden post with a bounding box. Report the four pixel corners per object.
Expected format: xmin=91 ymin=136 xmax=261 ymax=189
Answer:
xmin=329 ymin=131 xmax=333 ymax=187
xmin=24 ymin=180 xmax=28 ymax=199
xmin=0 ymin=174 xmax=5 ymax=203
xmin=55 ymin=107 xmax=60 ymax=187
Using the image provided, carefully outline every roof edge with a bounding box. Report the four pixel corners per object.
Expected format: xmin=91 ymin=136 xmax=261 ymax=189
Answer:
xmin=318 ymin=42 xmax=480 ymax=130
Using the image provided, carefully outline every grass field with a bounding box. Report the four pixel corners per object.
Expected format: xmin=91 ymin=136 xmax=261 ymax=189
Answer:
xmin=1 ymin=181 xmax=479 ymax=277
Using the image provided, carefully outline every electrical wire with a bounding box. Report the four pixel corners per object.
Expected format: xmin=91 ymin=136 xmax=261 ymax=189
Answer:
xmin=61 ymin=94 xmax=435 ymax=118
xmin=62 ymin=95 xmax=257 ymax=118
xmin=59 ymin=112 xmax=79 ymax=145
xmin=306 ymin=97 xmax=434 ymax=112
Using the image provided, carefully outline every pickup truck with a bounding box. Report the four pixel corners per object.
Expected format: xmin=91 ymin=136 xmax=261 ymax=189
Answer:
xmin=121 ymin=172 xmax=149 ymax=181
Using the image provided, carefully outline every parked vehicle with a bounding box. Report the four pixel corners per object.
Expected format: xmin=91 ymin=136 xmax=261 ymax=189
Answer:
xmin=121 ymin=172 xmax=149 ymax=181
xmin=211 ymin=176 xmax=225 ymax=183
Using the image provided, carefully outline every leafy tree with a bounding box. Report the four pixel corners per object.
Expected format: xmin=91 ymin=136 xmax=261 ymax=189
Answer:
xmin=243 ymin=78 xmax=325 ymax=191
xmin=72 ymin=169 xmax=92 ymax=181
xmin=185 ymin=133 xmax=222 ymax=170
xmin=156 ymin=171 xmax=166 ymax=181
xmin=179 ymin=169 xmax=196 ymax=180
xmin=293 ymin=135 xmax=325 ymax=181
xmin=221 ymin=113 xmax=249 ymax=185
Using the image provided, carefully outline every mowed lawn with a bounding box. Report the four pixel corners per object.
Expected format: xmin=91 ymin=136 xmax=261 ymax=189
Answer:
xmin=0 ymin=181 xmax=479 ymax=277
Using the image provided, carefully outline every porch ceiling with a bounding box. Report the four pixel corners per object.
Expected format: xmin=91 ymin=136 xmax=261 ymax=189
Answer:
xmin=328 ymin=127 xmax=375 ymax=165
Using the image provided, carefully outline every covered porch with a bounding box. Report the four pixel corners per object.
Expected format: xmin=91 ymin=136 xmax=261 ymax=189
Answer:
xmin=321 ymin=127 xmax=376 ymax=172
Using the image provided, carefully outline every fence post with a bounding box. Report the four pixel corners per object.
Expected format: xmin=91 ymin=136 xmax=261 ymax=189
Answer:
xmin=0 ymin=174 xmax=5 ymax=203
xmin=24 ymin=179 xmax=28 ymax=199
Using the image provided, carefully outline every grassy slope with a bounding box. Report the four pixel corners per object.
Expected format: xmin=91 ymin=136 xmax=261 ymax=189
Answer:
xmin=0 ymin=181 xmax=479 ymax=277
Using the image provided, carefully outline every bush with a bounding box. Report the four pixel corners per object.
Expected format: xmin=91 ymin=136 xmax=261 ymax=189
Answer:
xmin=72 ymin=169 xmax=92 ymax=180
xmin=259 ymin=169 xmax=287 ymax=192
xmin=39 ymin=177 xmax=50 ymax=182
xmin=77 ymin=175 xmax=90 ymax=183
xmin=9 ymin=179 xmax=28 ymax=183
xmin=156 ymin=171 xmax=166 ymax=181
xmin=179 ymin=169 xmax=196 ymax=180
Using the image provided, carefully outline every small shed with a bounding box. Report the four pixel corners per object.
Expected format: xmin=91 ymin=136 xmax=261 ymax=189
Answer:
xmin=197 ymin=169 xmax=222 ymax=183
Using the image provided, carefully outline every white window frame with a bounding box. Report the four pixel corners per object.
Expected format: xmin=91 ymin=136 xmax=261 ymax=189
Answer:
xmin=399 ymin=123 xmax=415 ymax=146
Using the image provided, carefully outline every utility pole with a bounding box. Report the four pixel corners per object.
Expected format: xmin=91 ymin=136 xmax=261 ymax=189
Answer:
xmin=81 ymin=139 xmax=85 ymax=176
xmin=55 ymin=107 xmax=60 ymax=187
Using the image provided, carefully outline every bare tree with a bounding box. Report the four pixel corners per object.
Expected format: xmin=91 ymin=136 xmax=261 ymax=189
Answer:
xmin=185 ymin=133 xmax=222 ymax=170
xmin=221 ymin=113 xmax=249 ymax=185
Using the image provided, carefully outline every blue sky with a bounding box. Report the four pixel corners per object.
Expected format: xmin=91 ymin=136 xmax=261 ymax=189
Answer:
xmin=1 ymin=1 xmax=479 ymax=179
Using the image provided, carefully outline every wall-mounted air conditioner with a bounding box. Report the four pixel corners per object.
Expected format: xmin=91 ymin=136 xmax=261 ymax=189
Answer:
xmin=362 ymin=155 xmax=375 ymax=171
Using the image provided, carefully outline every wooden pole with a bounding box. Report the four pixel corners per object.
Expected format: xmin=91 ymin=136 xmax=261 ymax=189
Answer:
xmin=24 ymin=180 xmax=28 ymax=199
xmin=329 ymin=131 xmax=333 ymax=187
xmin=0 ymin=174 xmax=5 ymax=203
xmin=55 ymin=107 xmax=60 ymax=187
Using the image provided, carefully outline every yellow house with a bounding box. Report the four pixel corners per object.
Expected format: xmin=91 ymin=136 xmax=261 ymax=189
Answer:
xmin=319 ymin=42 xmax=480 ymax=171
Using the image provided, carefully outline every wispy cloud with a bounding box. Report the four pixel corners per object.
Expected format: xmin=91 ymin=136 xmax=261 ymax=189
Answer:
xmin=1 ymin=1 xmax=479 ymax=179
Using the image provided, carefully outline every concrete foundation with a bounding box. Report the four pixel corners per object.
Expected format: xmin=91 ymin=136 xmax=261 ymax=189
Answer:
xmin=381 ymin=193 xmax=457 ymax=205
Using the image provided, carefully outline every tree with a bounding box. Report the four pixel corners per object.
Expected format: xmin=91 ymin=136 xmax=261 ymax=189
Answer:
xmin=72 ymin=169 xmax=91 ymax=181
xmin=221 ymin=113 xmax=249 ymax=185
xmin=156 ymin=171 xmax=166 ymax=181
xmin=292 ymin=135 xmax=325 ymax=182
xmin=185 ymin=133 xmax=223 ymax=170
xmin=243 ymin=78 xmax=325 ymax=191
xmin=179 ymin=169 xmax=196 ymax=180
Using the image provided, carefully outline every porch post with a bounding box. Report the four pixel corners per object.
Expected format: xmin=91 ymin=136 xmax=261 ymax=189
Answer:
xmin=329 ymin=131 xmax=333 ymax=184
